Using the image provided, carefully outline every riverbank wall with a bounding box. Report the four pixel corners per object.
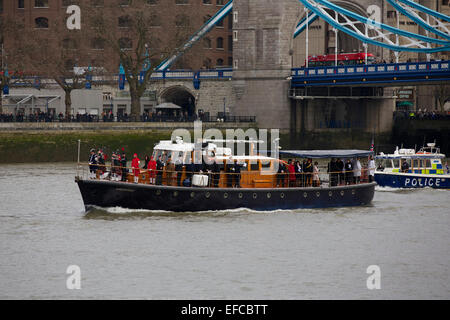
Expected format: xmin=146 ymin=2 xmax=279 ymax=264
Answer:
xmin=0 ymin=120 xmax=448 ymax=163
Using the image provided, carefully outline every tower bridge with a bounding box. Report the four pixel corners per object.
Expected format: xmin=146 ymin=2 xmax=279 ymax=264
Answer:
xmin=4 ymin=0 xmax=450 ymax=134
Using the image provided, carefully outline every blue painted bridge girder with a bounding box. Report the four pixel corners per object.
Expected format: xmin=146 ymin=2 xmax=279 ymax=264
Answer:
xmin=290 ymin=60 xmax=450 ymax=88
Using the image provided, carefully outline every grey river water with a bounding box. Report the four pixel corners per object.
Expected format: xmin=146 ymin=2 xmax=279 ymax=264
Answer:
xmin=0 ymin=162 xmax=449 ymax=299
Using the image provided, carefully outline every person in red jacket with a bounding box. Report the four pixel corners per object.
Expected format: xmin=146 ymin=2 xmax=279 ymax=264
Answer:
xmin=131 ymin=153 xmax=141 ymax=184
xmin=148 ymin=156 xmax=157 ymax=184
xmin=288 ymin=159 xmax=296 ymax=187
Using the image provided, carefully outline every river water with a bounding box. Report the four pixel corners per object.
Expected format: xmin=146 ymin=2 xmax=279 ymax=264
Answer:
xmin=0 ymin=163 xmax=449 ymax=299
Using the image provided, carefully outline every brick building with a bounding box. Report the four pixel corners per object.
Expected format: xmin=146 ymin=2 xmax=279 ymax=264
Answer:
xmin=0 ymin=0 xmax=233 ymax=72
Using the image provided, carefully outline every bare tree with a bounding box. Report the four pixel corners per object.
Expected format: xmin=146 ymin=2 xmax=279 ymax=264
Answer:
xmin=88 ymin=0 xmax=194 ymax=120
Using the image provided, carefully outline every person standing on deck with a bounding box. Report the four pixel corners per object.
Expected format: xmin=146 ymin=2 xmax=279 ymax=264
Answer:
xmin=345 ymin=158 xmax=353 ymax=185
xmin=313 ymin=161 xmax=320 ymax=187
xmin=89 ymin=149 xmax=98 ymax=179
xmin=368 ymin=156 xmax=376 ymax=182
xmin=148 ymin=156 xmax=157 ymax=184
xmin=288 ymin=159 xmax=296 ymax=187
xmin=131 ymin=153 xmax=141 ymax=184
xmin=120 ymin=152 xmax=128 ymax=182
xmin=156 ymin=155 xmax=164 ymax=185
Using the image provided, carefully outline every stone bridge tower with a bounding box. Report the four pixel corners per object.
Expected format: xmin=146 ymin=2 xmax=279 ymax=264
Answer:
xmin=232 ymin=0 xmax=302 ymax=130
xmin=231 ymin=0 xmax=392 ymax=132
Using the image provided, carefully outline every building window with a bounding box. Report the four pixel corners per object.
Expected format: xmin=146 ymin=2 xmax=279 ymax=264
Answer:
xmin=18 ymin=0 xmax=25 ymax=9
xmin=203 ymin=58 xmax=212 ymax=69
xmin=175 ymin=14 xmax=190 ymax=27
xmin=233 ymin=30 xmax=238 ymax=41
xmin=65 ymin=59 xmax=75 ymax=71
xmin=216 ymin=18 xmax=224 ymax=28
xmin=149 ymin=15 xmax=161 ymax=27
xmin=203 ymin=0 xmax=211 ymax=4
xmin=118 ymin=16 xmax=132 ymax=28
xmin=216 ymin=58 xmax=224 ymax=66
xmin=203 ymin=37 xmax=212 ymax=49
xmin=62 ymin=38 xmax=78 ymax=50
xmin=175 ymin=0 xmax=189 ymax=4
xmin=216 ymin=37 xmax=224 ymax=49
xmin=35 ymin=0 xmax=49 ymax=7
xmin=35 ymin=17 xmax=49 ymax=28
xmin=147 ymin=0 xmax=158 ymax=4
xmin=443 ymin=0 xmax=449 ymax=5
xmin=91 ymin=38 xmax=105 ymax=50
xmin=228 ymin=57 xmax=232 ymax=67
xmin=90 ymin=0 xmax=104 ymax=7
xmin=233 ymin=11 xmax=238 ymax=23
xmin=204 ymin=15 xmax=211 ymax=23
xmin=228 ymin=35 xmax=232 ymax=51
xmin=387 ymin=11 xmax=397 ymax=19
xmin=119 ymin=37 xmax=132 ymax=50
xmin=217 ymin=0 xmax=225 ymax=5
xmin=119 ymin=0 xmax=131 ymax=6
xmin=233 ymin=59 xmax=238 ymax=69
xmin=62 ymin=0 xmax=79 ymax=6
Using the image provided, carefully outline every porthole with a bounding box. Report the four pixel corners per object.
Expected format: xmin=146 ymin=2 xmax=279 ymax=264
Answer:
xmin=173 ymin=191 xmax=178 ymax=197
xmin=205 ymin=192 xmax=210 ymax=198
xmin=316 ymin=191 xmax=320 ymax=197
xmin=190 ymin=192 xmax=195 ymax=198
xmin=224 ymin=193 xmax=229 ymax=199
xmin=340 ymin=190 xmax=344 ymax=196
xmin=328 ymin=191 xmax=332 ymax=197
xmin=352 ymin=189 xmax=356 ymax=195
xmin=238 ymin=193 xmax=243 ymax=199
xmin=303 ymin=192 xmax=308 ymax=198
xmin=253 ymin=193 xmax=257 ymax=199
xmin=156 ymin=190 xmax=161 ymax=195
xmin=267 ymin=193 xmax=272 ymax=199
xmin=280 ymin=193 xmax=285 ymax=199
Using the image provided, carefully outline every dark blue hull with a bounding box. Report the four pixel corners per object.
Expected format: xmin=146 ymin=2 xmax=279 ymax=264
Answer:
xmin=375 ymin=172 xmax=450 ymax=189
xmin=76 ymin=178 xmax=376 ymax=212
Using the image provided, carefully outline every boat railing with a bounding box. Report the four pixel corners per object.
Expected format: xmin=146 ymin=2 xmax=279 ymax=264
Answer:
xmin=76 ymin=163 xmax=373 ymax=188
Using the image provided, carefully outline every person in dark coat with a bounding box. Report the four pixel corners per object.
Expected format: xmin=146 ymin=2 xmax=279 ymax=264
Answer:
xmin=233 ymin=159 xmax=243 ymax=188
xmin=120 ymin=152 xmax=128 ymax=182
xmin=155 ymin=155 xmax=164 ymax=185
xmin=294 ymin=160 xmax=302 ymax=187
xmin=175 ymin=157 xmax=183 ymax=186
xmin=336 ymin=158 xmax=344 ymax=185
xmin=89 ymin=149 xmax=97 ymax=179
xmin=328 ymin=158 xmax=337 ymax=187
xmin=277 ymin=160 xmax=287 ymax=187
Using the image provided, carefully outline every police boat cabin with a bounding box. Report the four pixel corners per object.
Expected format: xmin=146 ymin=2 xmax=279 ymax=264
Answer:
xmin=75 ymin=138 xmax=376 ymax=212
xmin=375 ymin=143 xmax=450 ymax=189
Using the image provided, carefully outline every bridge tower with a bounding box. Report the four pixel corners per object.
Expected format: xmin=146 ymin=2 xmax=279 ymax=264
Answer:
xmin=231 ymin=0 xmax=396 ymax=134
xmin=231 ymin=0 xmax=302 ymax=130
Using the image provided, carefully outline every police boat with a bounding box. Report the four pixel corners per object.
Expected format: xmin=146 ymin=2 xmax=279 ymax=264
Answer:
xmin=75 ymin=138 xmax=376 ymax=212
xmin=374 ymin=143 xmax=450 ymax=189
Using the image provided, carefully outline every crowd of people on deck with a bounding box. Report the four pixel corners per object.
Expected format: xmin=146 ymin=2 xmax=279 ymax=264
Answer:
xmin=87 ymin=148 xmax=376 ymax=188
xmin=275 ymin=156 xmax=375 ymax=188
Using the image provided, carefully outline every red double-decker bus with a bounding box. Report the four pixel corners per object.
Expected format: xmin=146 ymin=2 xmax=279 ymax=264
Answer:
xmin=305 ymin=52 xmax=376 ymax=67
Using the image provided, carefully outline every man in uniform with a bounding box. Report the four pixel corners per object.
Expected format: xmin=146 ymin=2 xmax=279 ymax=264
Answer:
xmin=121 ymin=152 xmax=128 ymax=182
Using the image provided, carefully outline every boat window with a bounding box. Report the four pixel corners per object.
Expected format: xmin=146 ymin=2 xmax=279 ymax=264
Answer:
xmin=261 ymin=160 xmax=271 ymax=169
xmin=413 ymin=159 xmax=419 ymax=168
xmin=392 ymin=159 xmax=399 ymax=168
xmin=250 ymin=161 xmax=259 ymax=171
xmin=425 ymin=159 xmax=431 ymax=168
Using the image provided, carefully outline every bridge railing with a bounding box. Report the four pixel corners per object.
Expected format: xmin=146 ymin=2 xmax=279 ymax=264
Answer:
xmin=291 ymin=60 xmax=450 ymax=78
